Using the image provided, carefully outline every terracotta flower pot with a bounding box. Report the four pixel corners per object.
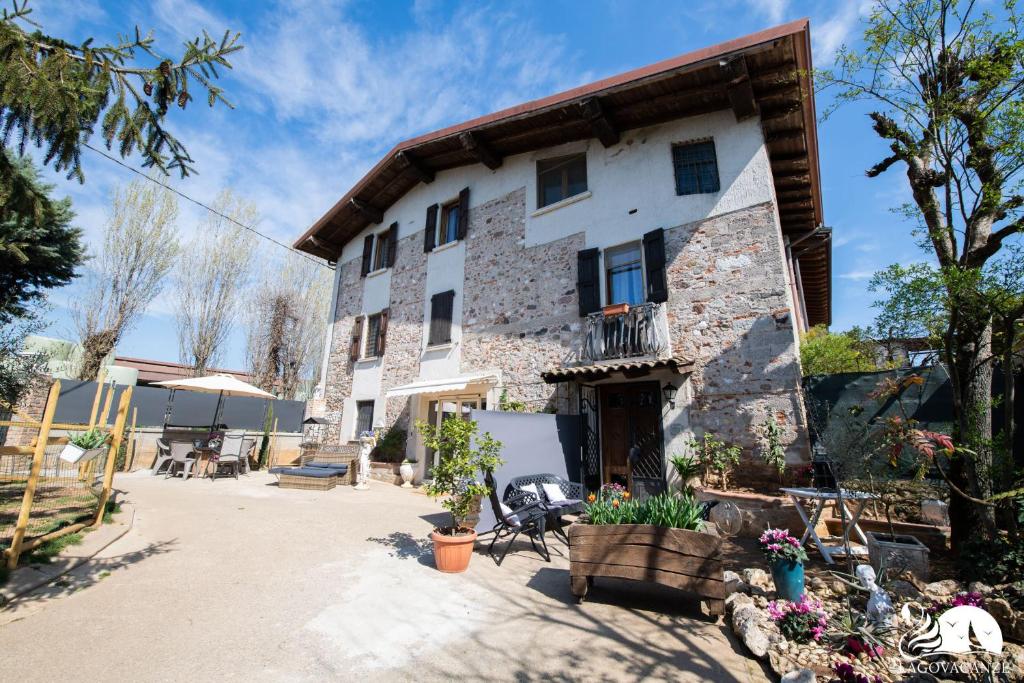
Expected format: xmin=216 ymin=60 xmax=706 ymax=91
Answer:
xmin=431 ymin=529 xmax=478 ymax=573
xmin=602 ymin=303 xmax=630 ymax=316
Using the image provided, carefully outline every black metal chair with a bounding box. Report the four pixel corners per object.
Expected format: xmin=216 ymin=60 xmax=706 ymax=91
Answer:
xmin=504 ymin=474 xmax=586 ymax=544
xmin=484 ymin=472 xmax=551 ymax=566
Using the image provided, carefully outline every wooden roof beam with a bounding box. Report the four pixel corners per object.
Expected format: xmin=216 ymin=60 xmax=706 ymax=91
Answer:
xmin=350 ymin=197 xmax=383 ymax=224
xmin=722 ymin=57 xmax=758 ymax=122
xmin=579 ymin=97 xmax=620 ymax=148
xmin=765 ymin=128 xmax=805 ymax=144
xmin=459 ymin=131 xmax=502 ymax=170
xmin=395 ymin=151 xmax=435 ymax=184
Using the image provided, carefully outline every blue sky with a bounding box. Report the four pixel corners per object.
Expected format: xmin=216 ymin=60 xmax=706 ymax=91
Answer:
xmin=30 ymin=0 xmax=917 ymax=370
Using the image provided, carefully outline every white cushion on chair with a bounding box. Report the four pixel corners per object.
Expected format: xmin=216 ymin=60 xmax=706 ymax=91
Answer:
xmin=518 ymin=483 xmax=539 ymax=499
xmin=542 ymin=483 xmax=567 ymax=503
xmin=499 ymin=502 xmax=521 ymax=527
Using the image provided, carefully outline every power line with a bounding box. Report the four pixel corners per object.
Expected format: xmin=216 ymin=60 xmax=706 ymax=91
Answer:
xmin=82 ymin=142 xmax=331 ymax=269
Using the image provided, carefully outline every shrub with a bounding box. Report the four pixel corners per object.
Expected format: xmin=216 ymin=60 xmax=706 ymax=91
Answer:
xmin=669 ymin=453 xmax=700 ymax=492
xmin=685 ymin=432 xmax=741 ymax=490
xmin=372 ymin=426 xmax=407 ymax=463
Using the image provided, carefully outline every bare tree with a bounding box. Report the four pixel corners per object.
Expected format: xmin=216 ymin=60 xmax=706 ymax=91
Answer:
xmin=173 ymin=190 xmax=257 ymax=375
xmin=74 ymin=180 xmax=180 ymax=379
xmin=245 ymin=253 xmax=331 ymax=399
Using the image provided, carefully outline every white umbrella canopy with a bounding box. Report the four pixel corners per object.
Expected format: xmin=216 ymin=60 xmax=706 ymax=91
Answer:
xmin=152 ymin=373 xmax=276 ymax=399
xmin=153 ymin=374 xmax=276 ymax=430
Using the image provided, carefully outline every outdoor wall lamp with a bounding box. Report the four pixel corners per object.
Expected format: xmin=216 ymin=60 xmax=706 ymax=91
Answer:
xmin=662 ymin=383 xmax=678 ymax=409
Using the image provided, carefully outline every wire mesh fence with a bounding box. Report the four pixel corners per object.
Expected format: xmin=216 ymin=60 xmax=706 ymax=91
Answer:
xmin=0 ymin=380 xmax=132 ymax=568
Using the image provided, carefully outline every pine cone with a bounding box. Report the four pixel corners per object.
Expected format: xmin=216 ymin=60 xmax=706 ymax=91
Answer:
xmin=159 ymin=60 xmax=171 ymax=77
xmin=143 ymin=82 xmax=153 ymax=96
xmin=177 ymin=92 xmax=188 ymax=108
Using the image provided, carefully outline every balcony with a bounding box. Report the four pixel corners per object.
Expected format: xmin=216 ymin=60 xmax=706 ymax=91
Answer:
xmin=580 ymin=302 xmax=669 ymax=363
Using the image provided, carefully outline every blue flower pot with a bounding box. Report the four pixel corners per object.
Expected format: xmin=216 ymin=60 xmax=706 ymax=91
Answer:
xmin=770 ymin=558 xmax=805 ymax=601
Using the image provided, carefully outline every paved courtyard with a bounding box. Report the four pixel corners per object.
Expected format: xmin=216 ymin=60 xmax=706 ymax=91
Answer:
xmin=0 ymin=472 xmax=769 ymax=682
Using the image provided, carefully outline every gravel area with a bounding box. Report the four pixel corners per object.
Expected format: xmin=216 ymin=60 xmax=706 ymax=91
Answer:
xmin=0 ymin=472 xmax=769 ymax=682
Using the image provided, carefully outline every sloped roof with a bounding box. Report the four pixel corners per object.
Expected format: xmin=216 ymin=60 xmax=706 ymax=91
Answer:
xmin=294 ymin=19 xmax=829 ymax=325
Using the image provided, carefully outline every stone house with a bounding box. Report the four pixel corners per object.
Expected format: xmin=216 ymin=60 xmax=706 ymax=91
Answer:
xmin=294 ymin=20 xmax=830 ymax=491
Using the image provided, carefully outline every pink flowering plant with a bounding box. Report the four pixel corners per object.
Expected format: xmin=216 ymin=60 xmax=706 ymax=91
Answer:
xmin=758 ymin=527 xmax=808 ymax=565
xmin=926 ymin=590 xmax=984 ymax=615
xmin=767 ymin=594 xmax=827 ymax=643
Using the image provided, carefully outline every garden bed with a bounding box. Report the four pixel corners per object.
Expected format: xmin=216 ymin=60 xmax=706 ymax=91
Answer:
xmin=568 ymin=523 xmax=725 ymax=614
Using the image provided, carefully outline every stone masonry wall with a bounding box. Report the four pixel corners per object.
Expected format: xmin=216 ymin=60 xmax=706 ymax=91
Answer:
xmin=461 ymin=187 xmax=582 ymax=414
xmin=663 ymin=201 xmax=809 ymax=485
xmin=321 ymin=258 xmax=363 ymax=443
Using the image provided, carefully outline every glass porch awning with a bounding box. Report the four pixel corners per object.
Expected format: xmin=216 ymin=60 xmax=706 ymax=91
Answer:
xmin=385 ymin=372 xmax=500 ymax=398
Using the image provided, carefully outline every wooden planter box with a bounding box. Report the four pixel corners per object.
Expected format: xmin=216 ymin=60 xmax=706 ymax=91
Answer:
xmin=568 ymin=523 xmax=725 ymax=615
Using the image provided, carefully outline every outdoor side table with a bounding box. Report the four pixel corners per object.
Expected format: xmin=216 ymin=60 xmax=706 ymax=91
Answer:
xmin=779 ymin=487 xmax=877 ymax=565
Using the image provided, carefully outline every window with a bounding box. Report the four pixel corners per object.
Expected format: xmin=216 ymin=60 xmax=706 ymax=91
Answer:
xmin=605 ymin=243 xmax=644 ymax=306
xmin=672 ymin=140 xmax=720 ymax=195
xmin=361 ymin=222 xmax=397 ymax=276
xmin=364 ymin=312 xmax=383 ymax=357
xmin=355 ymin=401 xmax=375 ymax=436
xmin=428 ymin=290 xmax=455 ymax=346
xmin=372 ymin=228 xmax=392 ymax=271
xmin=437 ymin=201 xmax=460 ymax=247
xmin=537 ymin=153 xmax=587 ymax=208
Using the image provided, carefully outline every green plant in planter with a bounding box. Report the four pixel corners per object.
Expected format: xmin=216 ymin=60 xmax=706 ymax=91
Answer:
xmin=669 ymin=453 xmax=700 ymax=493
xmin=758 ymin=415 xmax=787 ymax=478
xmin=68 ymin=427 xmax=109 ymax=450
xmin=416 ymin=418 xmax=503 ymax=535
xmin=584 ymin=489 xmax=705 ymax=531
xmin=686 ymin=432 xmax=742 ymax=491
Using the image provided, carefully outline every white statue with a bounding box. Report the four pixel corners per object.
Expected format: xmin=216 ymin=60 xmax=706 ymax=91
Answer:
xmin=856 ymin=564 xmax=895 ymax=628
xmin=356 ymin=431 xmax=376 ymax=491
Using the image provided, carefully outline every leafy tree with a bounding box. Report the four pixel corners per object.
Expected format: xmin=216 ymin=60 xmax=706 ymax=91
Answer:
xmin=822 ymin=0 xmax=1024 ymax=544
xmin=799 ymin=325 xmax=882 ymax=375
xmin=0 ymin=151 xmax=83 ymax=323
xmin=0 ymin=0 xmax=242 ymax=189
xmin=74 ymin=179 xmax=181 ymax=380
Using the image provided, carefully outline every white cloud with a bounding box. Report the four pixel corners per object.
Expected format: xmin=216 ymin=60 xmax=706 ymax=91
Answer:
xmin=838 ymin=270 xmax=875 ymax=281
xmin=746 ymin=0 xmax=790 ymax=25
xmin=814 ymin=0 xmax=875 ymax=65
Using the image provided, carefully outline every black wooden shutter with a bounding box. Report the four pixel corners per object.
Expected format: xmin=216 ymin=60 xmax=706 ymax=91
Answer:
xmin=643 ymin=228 xmax=668 ymax=303
xmin=576 ymin=248 xmax=601 ymax=316
xmin=386 ymin=222 xmax=398 ymax=267
xmin=349 ymin=316 xmax=364 ymax=362
xmin=429 ymin=290 xmax=455 ymax=345
xmin=377 ymin=308 xmax=390 ymax=355
xmin=360 ymin=234 xmax=374 ymax=276
xmin=457 ymin=187 xmax=470 ymax=240
xmin=423 ymin=204 xmax=438 ymax=253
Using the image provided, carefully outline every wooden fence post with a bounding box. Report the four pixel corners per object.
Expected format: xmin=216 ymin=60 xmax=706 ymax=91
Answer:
xmin=122 ymin=407 xmax=138 ymax=472
xmin=269 ymin=418 xmax=279 ymax=469
xmin=7 ymin=381 xmax=61 ymax=570
xmin=94 ymin=387 xmax=133 ymax=527
xmin=87 ymin=369 xmax=106 ymax=428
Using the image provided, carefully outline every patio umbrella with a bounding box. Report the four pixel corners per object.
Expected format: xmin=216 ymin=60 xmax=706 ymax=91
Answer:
xmin=153 ymin=374 xmax=276 ymax=430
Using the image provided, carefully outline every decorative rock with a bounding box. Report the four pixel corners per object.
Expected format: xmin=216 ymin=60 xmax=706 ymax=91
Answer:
xmin=967 ymin=581 xmax=993 ymax=596
xmin=724 ymin=570 xmax=748 ymax=595
xmin=726 ymin=592 xmax=754 ymax=611
xmin=781 ymin=669 xmax=816 ymax=683
xmin=924 ymin=579 xmax=959 ymax=598
xmin=738 ymin=618 xmax=771 ymax=659
xmin=831 ymin=579 xmax=849 ymax=596
xmin=886 ymin=579 xmax=921 ymax=600
xmin=742 ymin=567 xmax=772 ymax=591
xmin=809 ymin=576 xmax=826 ymax=590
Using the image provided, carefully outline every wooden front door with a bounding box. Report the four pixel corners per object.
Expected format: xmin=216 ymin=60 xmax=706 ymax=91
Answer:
xmin=599 ymin=382 xmax=663 ymax=493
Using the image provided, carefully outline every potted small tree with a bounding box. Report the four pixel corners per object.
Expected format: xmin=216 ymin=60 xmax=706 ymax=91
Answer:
xmin=416 ymin=417 xmax=503 ymax=573
xmin=59 ymin=427 xmax=109 ymax=464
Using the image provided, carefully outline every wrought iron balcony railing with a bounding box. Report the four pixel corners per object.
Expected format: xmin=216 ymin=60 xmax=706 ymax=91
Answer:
xmin=580 ymin=302 xmax=668 ymax=362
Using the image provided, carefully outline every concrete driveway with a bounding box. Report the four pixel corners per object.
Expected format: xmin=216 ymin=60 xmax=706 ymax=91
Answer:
xmin=0 ymin=472 xmax=768 ymax=682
